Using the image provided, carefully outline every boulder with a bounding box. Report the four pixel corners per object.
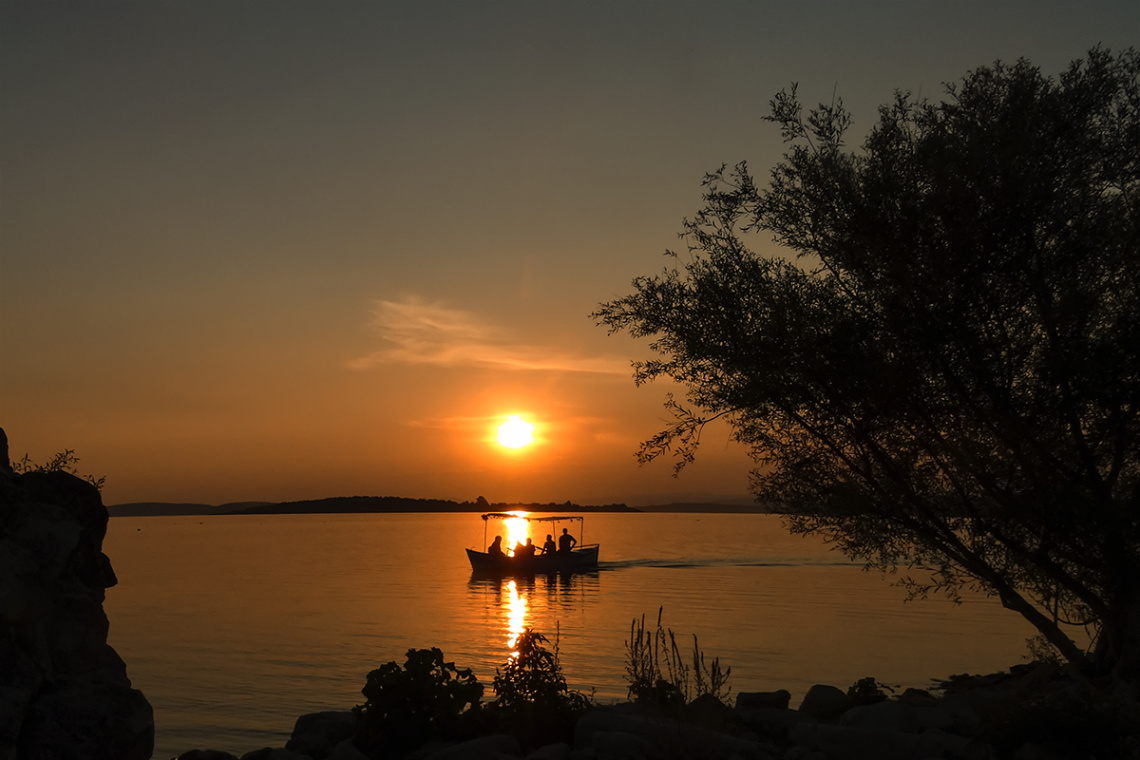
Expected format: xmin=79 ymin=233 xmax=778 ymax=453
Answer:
xmin=1012 ymin=742 xmax=1068 ymax=760
xmin=326 ymin=739 xmax=369 ymax=760
xmin=178 ymin=752 xmax=241 ymax=760
xmin=898 ymin=688 xmax=937 ymax=706
xmin=22 ymin=680 xmax=153 ymax=760
xmin=682 ymin=693 xmax=736 ymax=729
xmin=574 ymin=706 xmax=774 ymax=760
xmin=591 ymin=730 xmax=656 ymax=760
xmin=701 ymin=733 xmax=775 ymax=760
xmin=736 ymin=690 xmax=791 ymax=711
xmin=782 ymin=749 xmax=829 ymax=760
xmin=238 ymin=750 xmax=310 ymax=760
xmin=286 ymin=710 xmax=356 ymax=759
xmin=1 ymin=431 xmax=154 ymax=760
xmin=789 ymin=722 xmax=992 ymax=760
xmin=737 ymin=706 xmax=805 ymax=739
xmin=839 ymin=701 xmax=921 ymax=733
xmin=574 ymin=709 xmax=663 ymax=749
xmin=325 ymin=740 xmax=369 ymax=760
xmin=424 ymin=733 xmax=522 ymax=760
xmin=797 ymin=684 xmax=848 ymax=721
xmin=928 ymin=691 xmax=988 ymax=736
xmin=524 ymin=743 xmax=571 ymax=760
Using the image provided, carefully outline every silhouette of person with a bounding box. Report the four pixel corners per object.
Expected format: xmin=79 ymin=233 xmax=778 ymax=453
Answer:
xmin=516 ymin=538 xmax=537 ymax=559
xmin=541 ymin=534 xmax=557 ymax=555
xmin=488 ymin=535 xmax=505 ymax=557
xmin=558 ymin=528 xmax=577 ymax=554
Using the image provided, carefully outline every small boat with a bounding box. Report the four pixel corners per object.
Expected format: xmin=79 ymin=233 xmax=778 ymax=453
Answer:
xmin=467 ymin=512 xmax=600 ymax=574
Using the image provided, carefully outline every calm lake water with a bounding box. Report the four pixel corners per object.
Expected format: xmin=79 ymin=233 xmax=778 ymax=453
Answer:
xmin=103 ymin=512 xmax=1037 ymax=759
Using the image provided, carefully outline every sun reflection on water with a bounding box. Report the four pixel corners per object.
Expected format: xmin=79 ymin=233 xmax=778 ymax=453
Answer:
xmin=466 ymin=571 xmax=602 ymax=672
xmin=506 ymin=580 xmax=527 ymax=654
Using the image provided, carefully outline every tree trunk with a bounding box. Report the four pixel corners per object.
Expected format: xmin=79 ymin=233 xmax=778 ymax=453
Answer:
xmin=1095 ymin=594 xmax=1140 ymax=690
xmin=994 ymin=584 xmax=1092 ymax=675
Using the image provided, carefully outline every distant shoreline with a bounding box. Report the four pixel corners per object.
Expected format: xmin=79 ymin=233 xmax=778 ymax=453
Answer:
xmin=107 ymin=496 xmax=767 ymax=517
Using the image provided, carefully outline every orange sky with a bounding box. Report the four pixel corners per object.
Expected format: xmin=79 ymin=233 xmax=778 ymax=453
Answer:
xmin=2 ymin=2 xmax=1136 ymax=506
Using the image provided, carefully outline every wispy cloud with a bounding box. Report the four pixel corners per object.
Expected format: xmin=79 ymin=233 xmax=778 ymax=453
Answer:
xmin=348 ymin=297 xmax=630 ymax=375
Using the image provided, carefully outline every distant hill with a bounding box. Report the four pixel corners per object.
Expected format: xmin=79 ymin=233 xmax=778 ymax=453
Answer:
xmin=108 ymin=497 xmax=641 ymax=517
xmin=230 ymin=496 xmax=463 ymax=514
xmin=636 ymin=501 xmax=767 ymax=513
xmin=228 ymin=497 xmax=640 ymax=515
xmin=107 ymin=502 xmax=272 ymax=517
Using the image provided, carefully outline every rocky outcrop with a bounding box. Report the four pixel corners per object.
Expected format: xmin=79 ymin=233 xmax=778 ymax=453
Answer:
xmin=0 ymin=429 xmax=154 ymax=759
xmin=176 ymin=661 xmax=1140 ymax=760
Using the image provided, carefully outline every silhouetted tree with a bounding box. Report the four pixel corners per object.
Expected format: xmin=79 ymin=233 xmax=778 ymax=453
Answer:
xmin=596 ymin=49 xmax=1140 ymax=687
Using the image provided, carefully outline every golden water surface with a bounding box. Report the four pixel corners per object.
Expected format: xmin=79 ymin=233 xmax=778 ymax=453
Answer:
xmin=104 ymin=512 xmax=1040 ymax=758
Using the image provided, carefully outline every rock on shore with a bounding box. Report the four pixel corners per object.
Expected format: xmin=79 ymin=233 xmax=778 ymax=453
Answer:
xmin=0 ymin=429 xmax=155 ymax=759
xmin=174 ymin=662 xmax=1140 ymax=760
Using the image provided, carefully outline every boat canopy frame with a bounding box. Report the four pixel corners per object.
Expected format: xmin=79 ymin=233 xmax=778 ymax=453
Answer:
xmin=479 ymin=512 xmax=590 ymax=551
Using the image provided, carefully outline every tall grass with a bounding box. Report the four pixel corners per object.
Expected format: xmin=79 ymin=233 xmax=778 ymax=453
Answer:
xmin=625 ymin=606 xmax=731 ymax=706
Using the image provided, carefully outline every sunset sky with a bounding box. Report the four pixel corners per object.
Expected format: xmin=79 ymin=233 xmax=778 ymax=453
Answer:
xmin=3 ymin=2 xmax=1136 ymax=507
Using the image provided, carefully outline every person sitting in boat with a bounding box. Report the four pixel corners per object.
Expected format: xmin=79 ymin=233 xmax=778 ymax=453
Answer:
xmin=541 ymin=534 xmax=557 ymax=555
xmin=488 ymin=535 xmax=506 ymax=558
xmin=515 ymin=538 xmax=537 ymax=559
xmin=558 ymin=528 xmax=577 ymax=554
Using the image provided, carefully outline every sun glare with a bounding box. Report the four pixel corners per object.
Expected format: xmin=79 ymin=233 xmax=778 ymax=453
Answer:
xmin=497 ymin=416 xmax=535 ymax=449
xmin=504 ymin=512 xmax=529 ymax=554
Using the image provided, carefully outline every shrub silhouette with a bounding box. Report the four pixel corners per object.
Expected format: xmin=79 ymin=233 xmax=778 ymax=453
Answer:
xmin=846 ymin=677 xmax=893 ymax=707
xmin=12 ymin=448 xmax=106 ymax=491
xmin=353 ymin=647 xmax=483 ymax=755
xmin=488 ymin=628 xmax=592 ymax=748
xmin=352 ymin=631 xmax=592 ymax=756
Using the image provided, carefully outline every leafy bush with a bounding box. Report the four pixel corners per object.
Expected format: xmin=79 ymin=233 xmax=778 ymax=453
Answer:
xmin=353 ymin=647 xmax=484 ymax=755
xmin=489 ymin=627 xmax=592 ymax=748
xmin=846 ymin=677 xmax=893 ymax=707
xmin=353 ymin=632 xmax=592 ymax=756
xmin=625 ymin=607 xmax=731 ymax=709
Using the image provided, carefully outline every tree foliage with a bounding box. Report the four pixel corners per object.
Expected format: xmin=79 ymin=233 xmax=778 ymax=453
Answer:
xmin=595 ymin=49 xmax=1140 ymax=686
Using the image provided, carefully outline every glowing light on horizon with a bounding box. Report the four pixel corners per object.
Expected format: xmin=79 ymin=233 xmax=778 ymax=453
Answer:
xmin=497 ymin=416 xmax=534 ymax=448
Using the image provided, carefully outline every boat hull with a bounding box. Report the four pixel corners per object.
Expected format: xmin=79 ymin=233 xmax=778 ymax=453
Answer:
xmin=467 ymin=545 xmax=599 ymax=574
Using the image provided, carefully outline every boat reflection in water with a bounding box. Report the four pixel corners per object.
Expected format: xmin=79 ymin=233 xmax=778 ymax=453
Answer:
xmin=468 ymin=570 xmax=601 ymax=659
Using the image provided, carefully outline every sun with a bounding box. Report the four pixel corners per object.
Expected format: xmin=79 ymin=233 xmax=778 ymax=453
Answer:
xmin=497 ymin=416 xmax=535 ymax=449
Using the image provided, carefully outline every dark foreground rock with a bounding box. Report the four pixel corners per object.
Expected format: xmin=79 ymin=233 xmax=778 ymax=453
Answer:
xmin=0 ymin=429 xmax=154 ymax=760
xmin=175 ymin=661 xmax=1140 ymax=760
